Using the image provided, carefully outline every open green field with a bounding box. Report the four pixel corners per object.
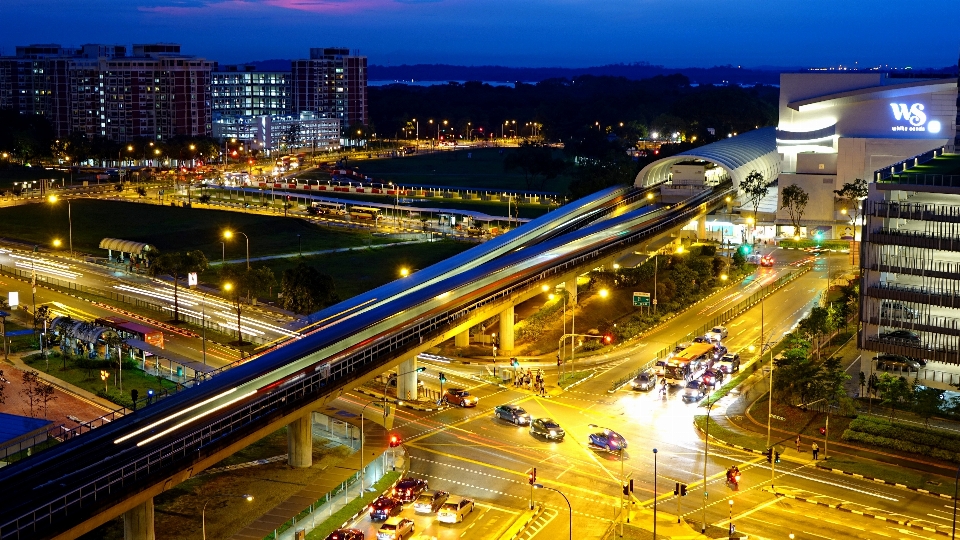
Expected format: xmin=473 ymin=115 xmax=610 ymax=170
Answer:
xmin=202 ymin=239 xmax=473 ymax=300
xmin=0 ymin=199 xmax=394 ymax=260
xmin=309 ymin=147 xmax=574 ymax=193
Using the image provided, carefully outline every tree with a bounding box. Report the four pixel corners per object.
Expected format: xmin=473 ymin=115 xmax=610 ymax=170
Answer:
xmin=149 ymin=250 xmax=209 ymax=323
xmin=219 ymin=265 xmax=276 ymax=347
xmin=913 ymin=383 xmax=944 ymax=426
xmin=503 ymin=142 xmax=567 ymax=191
xmin=279 ymin=262 xmax=339 ymax=314
xmin=740 ymin=170 xmax=769 ymax=240
xmin=800 ymin=306 xmax=835 ymax=360
xmin=136 ymin=186 xmax=147 ymax=199
xmin=780 ymin=184 xmax=809 ymax=238
xmin=834 ymin=178 xmax=869 ymax=228
xmin=20 ymin=370 xmax=53 ymax=417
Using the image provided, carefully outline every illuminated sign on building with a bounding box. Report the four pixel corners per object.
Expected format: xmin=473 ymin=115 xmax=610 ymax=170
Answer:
xmin=890 ymin=103 xmax=942 ymax=133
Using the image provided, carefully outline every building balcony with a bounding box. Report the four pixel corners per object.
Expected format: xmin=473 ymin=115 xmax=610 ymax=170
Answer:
xmin=861 ymin=335 xmax=960 ymax=364
xmin=867 ymin=258 xmax=960 ymax=280
xmin=867 ymin=228 xmax=960 ymax=253
xmin=866 ymin=283 xmax=960 ymax=310
xmin=865 ymin=201 xmax=960 ymax=224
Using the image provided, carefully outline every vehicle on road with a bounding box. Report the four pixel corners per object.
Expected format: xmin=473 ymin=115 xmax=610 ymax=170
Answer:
xmin=369 ymin=496 xmax=403 ymax=521
xmin=494 ymin=404 xmax=531 ymax=425
xmin=630 ymin=371 xmax=657 ymax=391
xmin=715 ymin=353 xmax=740 ymax=374
xmin=377 ymin=517 xmax=415 ymax=540
xmin=653 ymin=360 xmax=667 ymax=377
xmin=806 ymin=247 xmax=829 ymax=255
xmin=664 ymin=343 xmax=712 ymax=386
xmin=875 ymin=354 xmax=922 ymax=372
xmin=682 ymin=380 xmax=708 ymax=401
xmin=726 ymin=466 xmax=741 ymax=490
xmin=413 ymin=490 xmax=449 ymax=513
xmin=437 ymin=496 xmax=476 ymax=524
xmin=708 ymin=326 xmax=728 ymax=341
xmin=588 ymin=428 xmax=627 ymax=452
xmin=392 ymin=478 xmax=429 ymax=502
xmin=325 ymin=529 xmax=364 ymax=540
xmin=530 ymin=418 xmax=565 ymax=441
xmin=443 ymin=388 xmax=478 ymax=407
xmin=701 ymin=369 xmax=724 ymax=388
xmin=760 ymin=255 xmax=775 ymax=267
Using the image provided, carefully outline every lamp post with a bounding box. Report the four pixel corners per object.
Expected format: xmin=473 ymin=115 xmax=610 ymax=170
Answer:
xmin=533 ymin=484 xmax=571 ymax=540
xmin=223 ymin=230 xmax=249 ymax=269
xmin=48 ymin=195 xmax=73 ymax=258
xmin=728 ymin=499 xmax=734 ymax=539
xmin=202 ymin=495 xmax=253 ymax=540
xmin=952 ymin=464 xmax=960 ymax=539
xmin=702 ymin=401 xmax=714 ymax=533
xmin=653 ymin=448 xmax=659 ymax=537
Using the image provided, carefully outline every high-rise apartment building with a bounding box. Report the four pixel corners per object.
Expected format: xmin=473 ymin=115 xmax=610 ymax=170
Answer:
xmin=212 ymin=65 xmax=290 ymax=118
xmin=0 ymin=43 xmax=213 ymax=142
xmin=291 ymin=48 xmax=367 ymax=130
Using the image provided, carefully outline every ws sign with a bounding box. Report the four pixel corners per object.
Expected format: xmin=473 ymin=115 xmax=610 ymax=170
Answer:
xmin=890 ymin=103 xmax=942 ymax=133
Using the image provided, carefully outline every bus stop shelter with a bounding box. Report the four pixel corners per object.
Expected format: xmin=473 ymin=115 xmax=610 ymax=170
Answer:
xmin=98 ymin=238 xmax=157 ymax=263
xmin=126 ymin=338 xmax=215 ymax=383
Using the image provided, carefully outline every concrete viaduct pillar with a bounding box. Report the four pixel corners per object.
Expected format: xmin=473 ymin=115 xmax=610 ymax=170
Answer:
xmin=287 ymin=412 xmax=312 ymax=468
xmin=455 ymin=330 xmax=469 ymax=348
xmin=123 ymin=498 xmax=155 ymax=540
xmin=397 ymin=357 xmax=419 ymax=402
xmin=498 ymin=306 xmax=515 ymax=352
xmin=698 ymin=215 xmax=707 ymax=239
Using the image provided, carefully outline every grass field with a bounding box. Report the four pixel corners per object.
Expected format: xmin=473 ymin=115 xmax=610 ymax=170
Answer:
xmin=0 ymin=199 xmax=394 ymax=260
xmin=203 ymin=239 xmax=474 ymax=300
xmin=329 ymin=147 xmax=575 ymax=193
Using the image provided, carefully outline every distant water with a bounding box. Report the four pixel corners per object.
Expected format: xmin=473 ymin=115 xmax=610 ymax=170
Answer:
xmin=369 ymin=80 xmax=522 ymax=87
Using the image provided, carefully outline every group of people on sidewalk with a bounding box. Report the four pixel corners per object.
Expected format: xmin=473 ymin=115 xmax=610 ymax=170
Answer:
xmin=513 ymin=368 xmax=546 ymax=396
xmin=795 ymin=434 xmax=821 ymax=460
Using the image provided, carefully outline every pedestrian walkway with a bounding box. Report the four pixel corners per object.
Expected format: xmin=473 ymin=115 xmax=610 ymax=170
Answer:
xmin=7 ymin=351 xmax=119 ymax=413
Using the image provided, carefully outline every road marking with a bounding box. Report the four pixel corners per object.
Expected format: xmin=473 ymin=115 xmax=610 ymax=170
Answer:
xmin=556 ymin=464 xmax=575 ymax=479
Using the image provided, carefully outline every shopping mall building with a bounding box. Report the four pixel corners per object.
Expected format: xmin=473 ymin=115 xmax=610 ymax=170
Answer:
xmin=636 ymin=71 xmax=959 ymax=241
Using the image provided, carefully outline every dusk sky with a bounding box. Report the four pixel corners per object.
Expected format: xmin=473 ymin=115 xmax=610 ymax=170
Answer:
xmin=3 ymin=0 xmax=958 ymax=69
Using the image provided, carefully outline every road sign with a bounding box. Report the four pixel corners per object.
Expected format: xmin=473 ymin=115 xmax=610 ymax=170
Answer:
xmin=188 ymin=272 xmax=198 ymax=287
xmin=7 ymin=292 xmax=18 ymax=308
xmin=632 ymin=292 xmax=651 ymax=307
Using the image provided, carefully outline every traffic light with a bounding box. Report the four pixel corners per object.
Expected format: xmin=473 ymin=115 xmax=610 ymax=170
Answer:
xmin=674 ymin=482 xmax=680 ymax=496
xmin=528 ymin=468 xmax=537 ymax=485
xmin=439 ymin=372 xmax=446 ymax=383
xmin=814 ymin=231 xmax=823 ymax=241
xmin=774 ymin=451 xmax=781 ymax=464
xmin=740 ymin=244 xmax=751 ymax=255
xmin=603 ymin=334 xmax=613 ymax=344
xmin=512 ymin=358 xmax=520 ymax=367
xmin=680 ymin=484 xmax=687 ymax=496
xmin=765 ymin=449 xmax=773 ymax=463
xmin=623 ymin=480 xmax=633 ymax=496
xmin=415 ymin=367 xmax=426 ymax=373
xmin=389 ymin=434 xmax=401 ymax=448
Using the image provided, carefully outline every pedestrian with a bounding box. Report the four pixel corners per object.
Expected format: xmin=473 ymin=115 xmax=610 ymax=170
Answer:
xmin=539 ymin=380 xmax=547 ymax=396
xmin=796 ymin=434 xmax=801 ymax=453
xmin=812 ymin=442 xmax=819 ymax=460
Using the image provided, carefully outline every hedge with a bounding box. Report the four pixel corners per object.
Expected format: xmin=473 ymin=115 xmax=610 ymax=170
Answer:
xmin=847 ymin=416 xmax=960 ymax=452
xmin=841 ymin=430 xmax=960 ymax=463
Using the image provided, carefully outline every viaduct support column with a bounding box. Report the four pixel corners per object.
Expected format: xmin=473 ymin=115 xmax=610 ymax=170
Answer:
xmin=123 ymin=498 xmax=155 ymax=540
xmin=698 ymin=215 xmax=707 ymax=239
xmin=455 ymin=330 xmax=469 ymax=348
xmin=287 ymin=412 xmax=313 ymax=468
xmin=398 ymin=357 xmax=418 ymax=402
xmin=498 ymin=306 xmax=515 ymax=352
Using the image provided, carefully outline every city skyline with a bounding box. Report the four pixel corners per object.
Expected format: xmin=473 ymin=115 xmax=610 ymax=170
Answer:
xmin=3 ymin=0 xmax=958 ymax=69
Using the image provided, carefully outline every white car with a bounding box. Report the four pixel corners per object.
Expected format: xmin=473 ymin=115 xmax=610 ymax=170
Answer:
xmin=437 ymin=496 xmax=475 ymax=523
xmin=708 ymin=326 xmax=728 ymax=341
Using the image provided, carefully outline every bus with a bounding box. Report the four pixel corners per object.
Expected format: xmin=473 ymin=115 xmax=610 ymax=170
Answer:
xmin=663 ymin=343 xmax=714 ymax=386
xmin=95 ymin=316 xmax=164 ymax=348
xmin=310 ymin=201 xmax=347 ymax=216
xmin=349 ymin=205 xmax=382 ymax=220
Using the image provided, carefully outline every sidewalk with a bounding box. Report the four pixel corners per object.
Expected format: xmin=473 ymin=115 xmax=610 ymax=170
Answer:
xmin=6 ymin=351 xmax=119 ymax=413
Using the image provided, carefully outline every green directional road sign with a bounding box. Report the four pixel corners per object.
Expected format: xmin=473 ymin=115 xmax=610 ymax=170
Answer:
xmin=633 ymin=291 xmax=651 ymax=307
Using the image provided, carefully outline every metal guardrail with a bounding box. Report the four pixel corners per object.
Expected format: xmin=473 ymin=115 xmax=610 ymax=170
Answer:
xmin=0 ymin=184 xmax=734 ymax=539
xmin=609 ymin=265 xmax=812 ymax=391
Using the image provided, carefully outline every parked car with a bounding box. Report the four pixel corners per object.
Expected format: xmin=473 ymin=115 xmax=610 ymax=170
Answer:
xmin=413 ymin=490 xmax=449 ymax=513
xmin=875 ymin=354 xmax=922 ymax=372
xmin=715 ymin=353 xmax=741 ymax=374
xmin=392 ymin=478 xmax=429 ymax=502
xmin=326 ymin=529 xmax=364 ymax=540
xmin=881 ymin=302 xmax=918 ymax=320
xmin=443 ymin=388 xmax=478 ymax=407
xmin=437 ymin=496 xmax=476 ymax=524
xmin=369 ymin=496 xmax=403 ymax=521
xmin=588 ymin=428 xmax=627 ymax=452
xmin=494 ymin=404 xmax=531 ymax=425
xmin=530 ymin=418 xmax=565 ymax=441
xmin=682 ymin=380 xmax=708 ymax=401
xmin=880 ymin=329 xmax=922 ymax=346
xmin=631 ymin=371 xmax=657 ymax=391
xmin=709 ymin=326 xmax=729 ymax=341
xmin=377 ymin=517 xmax=415 ymax=540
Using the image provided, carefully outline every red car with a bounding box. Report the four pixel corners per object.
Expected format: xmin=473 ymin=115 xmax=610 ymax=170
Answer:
xmin=760 ymin=255 xmax=774 ymax=267
xmin=326 ymin=530 xmax=364 ymax=540
xmin=442 ymin=388 xmax=478 ymax=407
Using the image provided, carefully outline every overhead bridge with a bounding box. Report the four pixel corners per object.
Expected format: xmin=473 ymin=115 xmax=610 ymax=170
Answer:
xmin=0 ymin=182 xmax=731 ymax=540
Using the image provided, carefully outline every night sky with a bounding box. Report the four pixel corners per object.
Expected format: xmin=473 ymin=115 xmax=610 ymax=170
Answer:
xmin=3 ymin=0 xmax=958 ymax=69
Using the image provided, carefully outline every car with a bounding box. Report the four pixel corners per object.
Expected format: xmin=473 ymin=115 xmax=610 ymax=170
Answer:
xmin=413 ymin=490 xmax=449 ymax=513
xmin=715 ymin=353 xmax=741 ymax=374
xmin=392 ymin=478 xmax=429 ymax=502
xmin=437 ymin=496 xmax=476 ymax=523
xmin=875 ymin=354 xmax=922 ymax=372
xmin=701 ymin=369 xmax=724 ymax=388
xmin=377 ymin=517 xmax=415 ymax=540
xmin=494 ymin=404 xmax=531 ymax=425
xmin=653 ymin=360 xmax=667 ymax=377
xmin=880 ymin=330 xmax=922 ymax=346
xmin=806 ymin=247 xmax=829 ymax=255
xmin=530 ymin=418 xmax=565 ymax=441
xmin=759 ymin=255 xmax=775 ymax=267
xmin=881 ymin=302 xmax=918 ymax=320
xmin=631 ymin=371 xmax=657 ymax=391
xmin=709 ymin=326 xmax=729 ymax=341
xmin=588 ymin=428 xmax=627 ymax=452
xmin=443 ymin=388 xmax=478 ymax=407
xmin=326 ymin=529 xmax=364 ymax=540
xmin=369 ymin=496 xmax=403 ymax=521
xmin=711 ymin=344 xmax=728 ymax=360
xmin=682 ymin=380 xmax=707 ymax=401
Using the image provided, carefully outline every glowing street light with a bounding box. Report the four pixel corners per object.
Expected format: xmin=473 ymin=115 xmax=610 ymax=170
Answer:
xmin=52 ymin=239 xmax=62 ymax=248
xmin=47 ymin=195 xmax=73 ymax=257
xmin=598 ymin=289 xmax=609 ymax=298
xmin=223 ymin=230 xmax=250 ymax=269
xmin=399 ymin=267 xmax=410 ymax=277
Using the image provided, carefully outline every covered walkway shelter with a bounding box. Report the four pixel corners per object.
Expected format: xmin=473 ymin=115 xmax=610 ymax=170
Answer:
xmin=634 ymin=127 xmax=780 ymax=190
xmin=98 ymin=238 xmax=157 ymax=263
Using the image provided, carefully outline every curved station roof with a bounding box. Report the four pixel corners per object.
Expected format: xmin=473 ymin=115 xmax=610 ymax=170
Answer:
xmin=635 ymin=127 xmax=780 ymax=189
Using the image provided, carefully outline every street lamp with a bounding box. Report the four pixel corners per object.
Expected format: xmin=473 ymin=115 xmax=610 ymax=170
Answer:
xmin=202 ymin=494 xmax=253 ymax=540
xmin=47 ymin=195 xmax=73 ymax=258
xmin=653 ymin=448 xmax=659 ymax=538
xmin=728 ymin=499 xmax=734 ymax=539
xmin=52 ymin=239 xmax=61 ymax=248
xmin=533 ymin=484 xmax=571 ymax=540
xmin=702 ymin=402 xmax=715 ymax=533
xmin=223 ymin=230 xmax=249 ymax=270
xmin=399 ymin=267 xmax=409 ymax=277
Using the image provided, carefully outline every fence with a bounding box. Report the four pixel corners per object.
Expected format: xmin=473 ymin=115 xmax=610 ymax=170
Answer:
xmin=610 ymin=265 xmax=812 ymax=391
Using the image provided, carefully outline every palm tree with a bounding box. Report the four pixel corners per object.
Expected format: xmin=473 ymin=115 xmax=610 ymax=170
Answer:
xmin=149 ymin=250 xmax=209 ymax=322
